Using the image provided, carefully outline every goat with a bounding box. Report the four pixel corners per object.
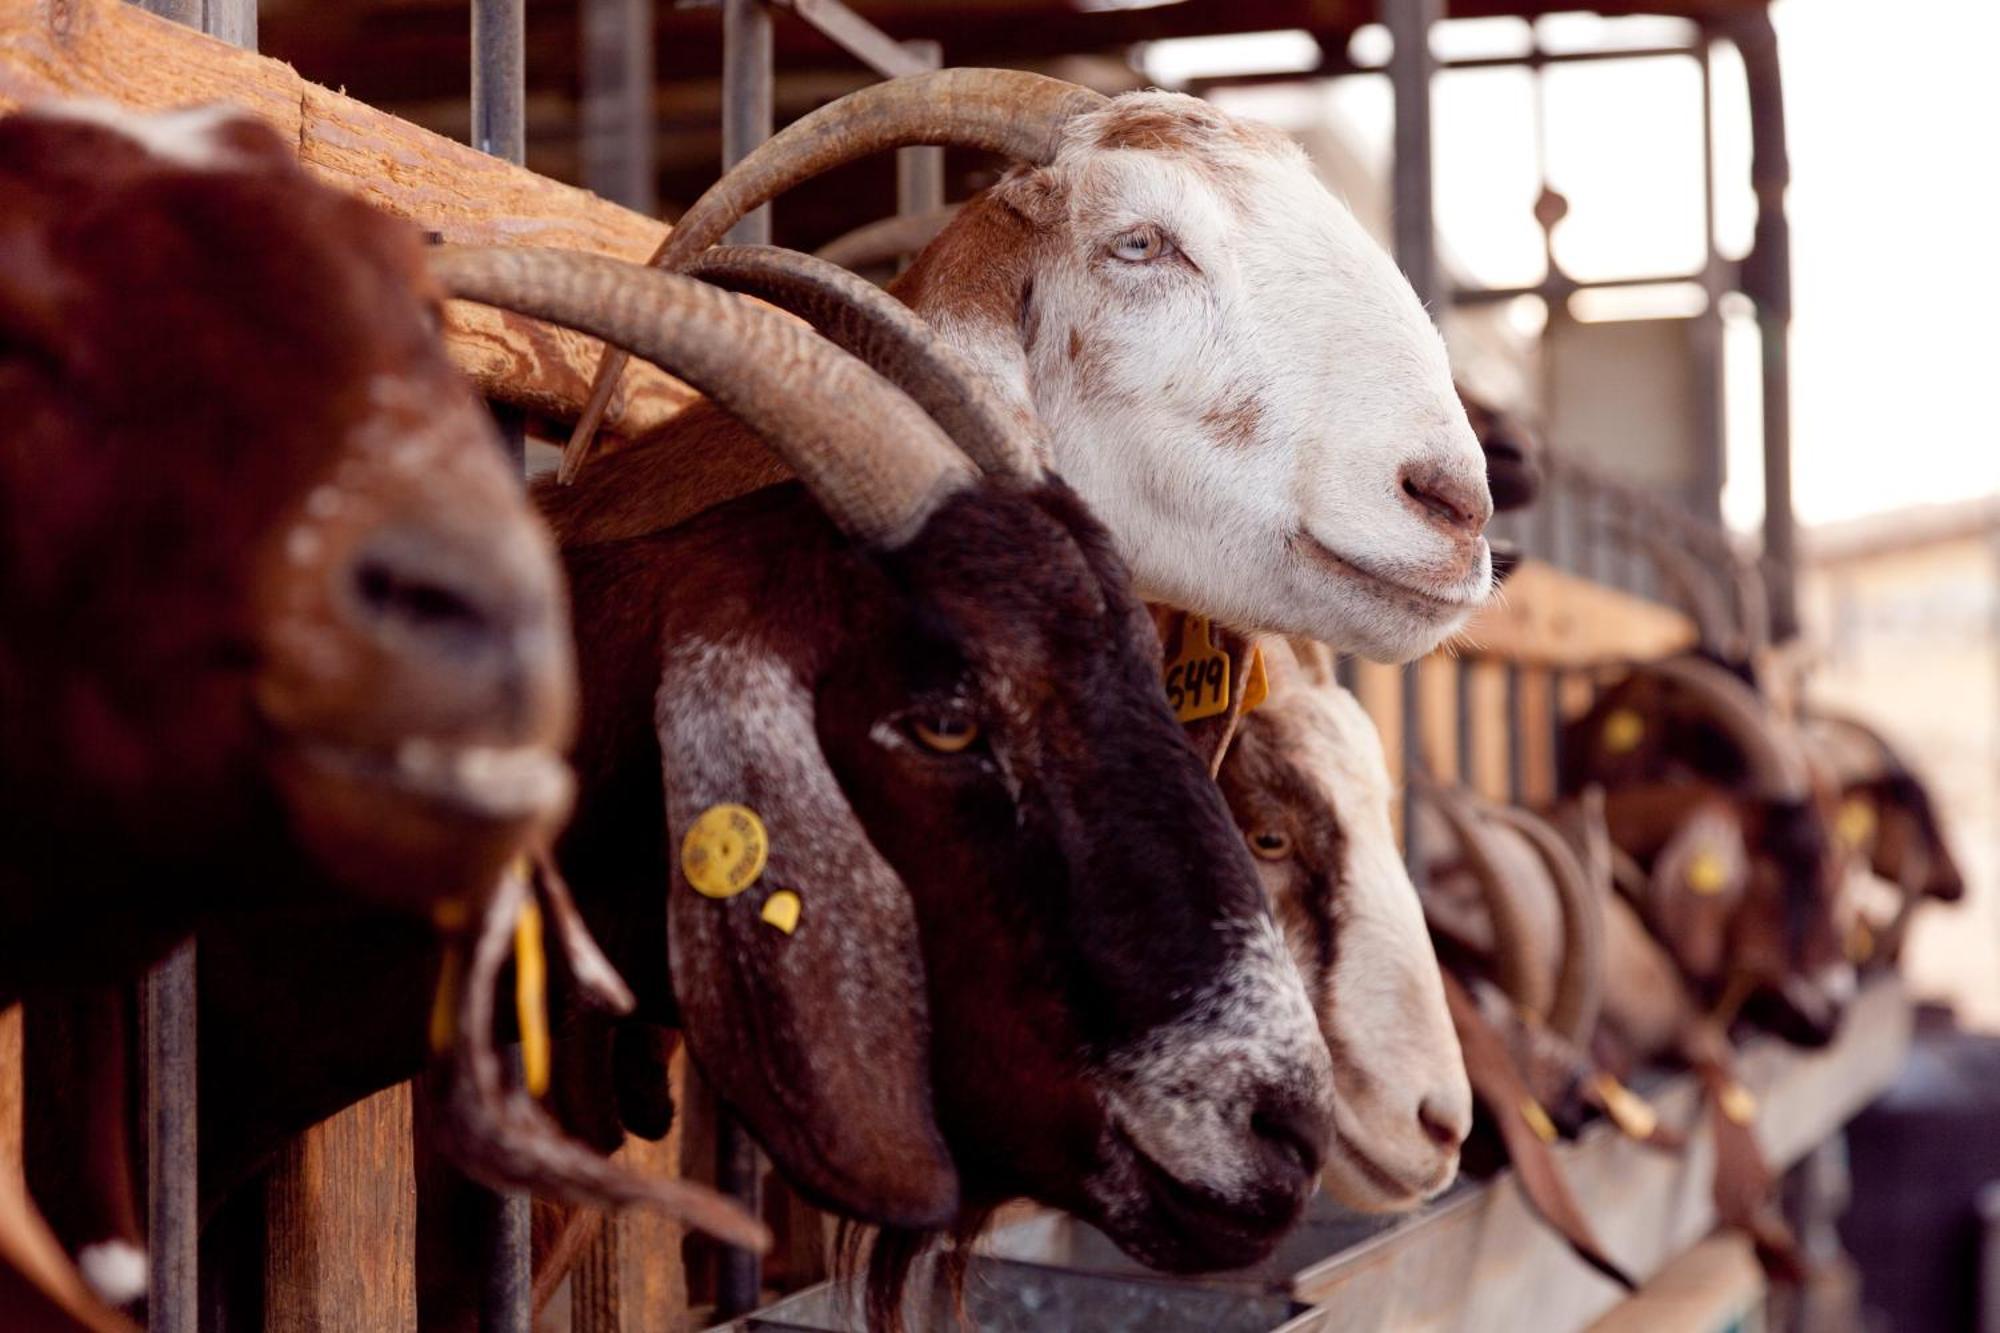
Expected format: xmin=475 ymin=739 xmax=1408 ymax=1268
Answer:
xmin=182 ymin=243 xmax=1335 ymax=1329
xmin=0 ymin=103 xmax=762 ymax=1308
xmin=551 ymin=68 xmax=1494 ymax=663
xmin=1210 ymin=638 xmax=1472 ymax=1212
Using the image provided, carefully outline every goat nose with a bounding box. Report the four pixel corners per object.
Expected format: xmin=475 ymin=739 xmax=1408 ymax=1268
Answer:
xmin=1417 ymin=1095 xmax=1469 ymax=1151
xmin=1250 ymin=1091 xmax=1329 ymax=1185
xmin=1399 ymin=462 xmax=1492 ymax=540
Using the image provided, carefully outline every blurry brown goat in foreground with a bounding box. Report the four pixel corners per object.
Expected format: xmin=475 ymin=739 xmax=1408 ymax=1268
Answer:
xmin=0 ymin=103 xmax=758 ymax=1317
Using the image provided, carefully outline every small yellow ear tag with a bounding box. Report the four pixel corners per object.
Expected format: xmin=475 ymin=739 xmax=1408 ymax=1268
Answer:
xmin=1686 ymin=850 xmax=1729 ymax=896
xmin=428 ymin=942 xmax=464 ymax=1056
xmin=1602 ymin=708 xmax=1646 ymax=755
xmin=1837 ymin=797 xmax=1877 ymax=850
xmin=513 ymin=900 xmax=551 ymax=1097
xmin=683 ymin=804 xmax=769 ymax=899
xmin=1164 ymin=615 xmax=1231 ymax=724
xmin=1593 ymin=1074 xmax=1659 ymax=1141
xmin=760 ymin=890 xmax=802 ymax=936
xmin=1847 ymin=918 xmax=1876 ymax=964
xmin=1519 ymin=1097 xmax=1560 ymax=1145
xmin=1240 ymin=647 xmax=1270 ymax=715
xmin=1719 ymin=1081 xmax=1758 ymax=1126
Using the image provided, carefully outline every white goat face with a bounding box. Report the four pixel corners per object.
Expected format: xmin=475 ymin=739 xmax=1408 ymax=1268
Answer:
xmin=924 ymin=94 xmax=1492 ymax=662
xmin=1219 ymin=659 xmax=1472 ymax=1211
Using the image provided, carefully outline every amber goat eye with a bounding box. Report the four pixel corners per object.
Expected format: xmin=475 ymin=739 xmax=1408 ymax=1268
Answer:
xmin=912 ymin=715 xmax=981 ymax=754
xmin=1109 ymin=226 xmax=1171 ymax=263
xmin=1250 ymin=829 xmax=1293 ymax=861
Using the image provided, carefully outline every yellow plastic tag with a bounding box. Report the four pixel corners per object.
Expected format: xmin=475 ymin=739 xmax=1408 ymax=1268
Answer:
xmin=1164 ymin=615 xmax=1232 ymax=723
xmin=760 ymin=890 xmax=802 ymax=936
xmin=1601 ymin=708 xmax=1645 ymax=755
xmin=1837 ymin=797 xmax=1877 ymax=850
xmin=1519 ymin=1097 xmax=1559 ymax=1145
xmin=1240 ymin=647 xmax=1270 ymax=715
xmin=682 ymin=804 xmax=769 ymax=899
xmin=513 ymin=901 xmax=551 ymax=1097
xmin=1593 ymin=1074 xmax=1659 ymax=1141
xmin=1719 ymin=1082 xmax=1758 ymax=1126
xmin=1686 ymin=850 xmax=1729 ymax=896
xmin=428 ymin=941 xmax=463 ymax=1056
xmin=1847 ymin=918 xmax=1876 ymax=964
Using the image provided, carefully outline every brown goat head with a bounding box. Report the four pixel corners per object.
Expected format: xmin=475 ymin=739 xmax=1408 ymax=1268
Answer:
xmin=0 ymin=106 xmax=573 ymax=995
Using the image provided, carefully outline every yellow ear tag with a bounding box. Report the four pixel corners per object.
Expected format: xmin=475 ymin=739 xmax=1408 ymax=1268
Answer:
xmin=760 ymin=890 xmax=802 ymax=936
xmin=1719 ymin=1081 xmax=1758 ymax=1126
xmin=1163 ymin=615 xmax=1232 ymax=724
xmin=428 ymin=941 xmax=464 ymax=1057
xmin=1601 ymin=708 xmax=1645 ymax=755
xmin=1240 ymin=646 xmax=1270 ymax=715
xmin=1686 ymin=850 xmax=1729 ymax=896
xmin=682 ymin=804 xmax=769 ymax=899
xmin=1837 ymin=797 xmax=1877 ymax=850
xmin=1847 ymin=918 xmax=1875 ymax=964
xmin=1519 ymin=1097 xmax=1559 ymax=1145
xmin=1593 ymin=1074 xmax=1659 ymax=1141
xmin=513 ymin=900 xmax=551 ymax=1097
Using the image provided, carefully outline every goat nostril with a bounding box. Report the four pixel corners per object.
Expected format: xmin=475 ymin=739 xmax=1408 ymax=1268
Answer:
xmin=1250 ymin=1103 xmax=1325 ymax=1181
xmin=1399 ymin=466 xmax=1489 ymax=538
xmin=350 ymin=554 xmax=492 ymax=641
xmin=1417 ymin=1097 xmax=1467 ymax=1150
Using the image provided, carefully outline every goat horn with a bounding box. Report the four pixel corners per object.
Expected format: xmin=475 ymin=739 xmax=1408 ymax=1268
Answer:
xmin=1420 ymin=784 xmax=1551 ymax=1021
xmin=815 ymin=204 xmax=965 ymax=272
xmin=1488 ymin=806 xmax=1605 ymax=1050
xmin=563 ymin=68 xmax=1108 ymax=480
xmin=433 ymin=246 xmax=974 ymax=548
xmin=1645 ymin=656 xmax=1812 ymax=802
xmin=1611 ymin=519 xmax=1741 ymax=659
xmin=1731 ymin=549 xmax=1772 ymax=662
xmin=686 ymin=245 xmax=1040 ymax=479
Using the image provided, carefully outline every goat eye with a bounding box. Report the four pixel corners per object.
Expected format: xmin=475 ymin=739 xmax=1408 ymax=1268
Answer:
xmin=912 ymin=714 xmax=981 ymax=754
xmin=1108 ymin=226 xmax=1172 ymax=263
xmin=1249 ymin=829 xmax=1292 ymax=861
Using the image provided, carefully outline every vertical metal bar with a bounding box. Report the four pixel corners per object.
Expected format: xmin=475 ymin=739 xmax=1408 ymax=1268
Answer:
xmin=1505 ymin=662 xmax=1525 ymax=806
xmin=472 ymin=0 xmax=527 ymax=164
xmin=895 ymin=38 xmax=944 ymax=241
xmin=1731 ymin=12 xmax=1797 ymax=640
xmin=1687 ymin=31 xmax=1727 ymax=531
xmin=1454 ymin=660 xmax=1473 ymax=788
xmin=133 ymin=0 xmax=201 ymax=27
xmin=581 ymin=0 xmax=658 ymax=214
xmin=145 ymin=943 xmax=197 ymax=1333
xmin=202 ymin=0 xmax=254 ymax=48
xmin=1547 ymin=668 xmax=1567 ymax=797
xmin=714 ymin=1116 xmax=764 ymax=1317
xmin=722 ymin=0 xmax=774 ymax=246
xmin=1385 ymin=0 xmax=1439 ymax=875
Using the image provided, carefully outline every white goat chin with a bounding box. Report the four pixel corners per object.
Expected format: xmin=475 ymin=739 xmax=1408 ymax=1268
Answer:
xmin=919 ymin=92 xmax=1493 ymax=662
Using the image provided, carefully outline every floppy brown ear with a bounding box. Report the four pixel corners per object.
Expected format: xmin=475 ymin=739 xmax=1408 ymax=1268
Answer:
xmin=657 ymin=643 xmax=958 ymax=1229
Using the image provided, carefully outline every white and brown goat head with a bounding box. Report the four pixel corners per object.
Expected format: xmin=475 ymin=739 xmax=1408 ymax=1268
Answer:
xmin=463 ymin=249 xmax=1337 ymax=1283
xmin=1215 ymin=640 xmax=1470 ymax=1212
xmin=0 ymin=105 xmax=573 ymax=994
xmin=566 ymin=70 xmax=1493 ymax=662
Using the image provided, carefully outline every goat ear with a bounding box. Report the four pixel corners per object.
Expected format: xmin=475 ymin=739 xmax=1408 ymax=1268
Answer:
xmin=657 ymin=648 xmax=958 ymax=1229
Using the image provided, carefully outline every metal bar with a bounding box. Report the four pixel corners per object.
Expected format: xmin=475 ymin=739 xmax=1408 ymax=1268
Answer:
xmin=1454 ymin=659 xmax=1473 ymax=788
xmin=782 ymin=0 xmax=932 ymax=79
xmin=145 ymin=943 xmax=197 ymax=1333
xmin=1189 ymin=41 xmax=1696 ymax=94
xmin=581 ymin=0 xmax=657 ymax=214
xmin=896 ymin=39 xmax=945 ymax=245
xmin=1505 ymin=663 xmax=1525 ymax=806
xmin=1547 ymin=669 xmax=1567 ymax=797
xmin=472 ymin=0 xmax=526 ymax=164
xmin=722 ymin=0 xmax=775 ymax=246
xmin=1452 ymin=269 xmax=1720 ymax=307
xmin=1729 ymin=12 xmax=1798 ymax=640
xmin=202 ymin=0 xmax=254 ymax=48
xmin=715 ymin=1113 xmax=764 ymax=1317
xmin=133 ymin=0 xmax=200 ymax=27
xmin=1385 ymin=0 xmax=1438 ymax=877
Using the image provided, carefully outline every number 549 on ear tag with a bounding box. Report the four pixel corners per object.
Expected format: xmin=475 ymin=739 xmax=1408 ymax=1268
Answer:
xmin=1164 ymin=615 xmax=1231 ymax=723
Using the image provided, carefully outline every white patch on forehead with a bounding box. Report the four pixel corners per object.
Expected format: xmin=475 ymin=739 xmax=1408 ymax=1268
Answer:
xmin=38 ymin=100 xmax=244 ymax=170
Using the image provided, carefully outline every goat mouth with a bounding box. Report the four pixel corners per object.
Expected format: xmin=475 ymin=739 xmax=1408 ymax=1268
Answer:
xmin=1105 ymin=1120 xmax=1304 ymax=1264
xmin=1290 ymin=533 xmax=1483 ymax=620
xmin=1324 ymin=1127 xmax=1439 ymax=1206
xmin=298 ymin=737 xmax=574 ymax=825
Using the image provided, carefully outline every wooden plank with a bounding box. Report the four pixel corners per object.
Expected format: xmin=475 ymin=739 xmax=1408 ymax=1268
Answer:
xmin=1288 ymin=975 xmax=1910 ymax=1332
xmin=0 ymin=1005 xmax=19 ymax=1198
xmin=263 ymin=1084 xmax=417 ymax=1333
xmin=1453 ymin=560 xmax=1697 ymax=669
xmin=0 ymin=0 xmax=695 ymax=441
xmin=571 ymin=1051 xmax=693 ymax=1333
xmin=1586 ymin=1233 xmax=1764 ymax=1333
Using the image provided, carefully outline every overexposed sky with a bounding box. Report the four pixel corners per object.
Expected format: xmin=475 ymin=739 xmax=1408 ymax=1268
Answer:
xmin=1155 ymin=3 xmax=2000 ymax=529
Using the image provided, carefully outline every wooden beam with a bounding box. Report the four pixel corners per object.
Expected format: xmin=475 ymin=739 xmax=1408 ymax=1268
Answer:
xmin=0 ymin=0 xmax=696 ymax=441
xmin=1453 ymin=559 xmax=1698 ymax=669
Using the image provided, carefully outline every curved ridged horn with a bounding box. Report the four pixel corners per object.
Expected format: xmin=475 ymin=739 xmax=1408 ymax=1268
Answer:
xmin=685 ymin=245 xmax=1040 ymax=479
xmin=815 ymin=204 xmax=963 ymax=272
xmin=1646 ymin=656 xmax=1812 ymax=801
xmin=1614 ymin=520 xmax=1740 ymax=658
xmin=432 ymin=246 xmax=974 ymax=548
xmin=1489 ymin=806 xmax=1605 ymax=1049
xmin=1731 ymin=548 xmax=1772 ymax=662
xmin=563 ymin=68 xmax=1108 ymax=479
xmin=1422 ymin=784 xmax=1552 ymax=1020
